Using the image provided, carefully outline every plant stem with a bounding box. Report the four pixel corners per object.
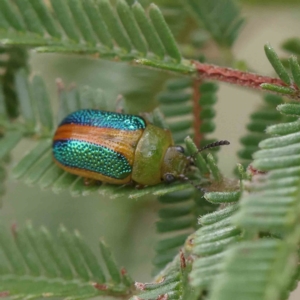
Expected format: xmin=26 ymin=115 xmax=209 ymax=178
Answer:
xmin=193 ymin=61 xmax=300 ymax=99
xmin=193 ymin=79 xmax=203 ymax=148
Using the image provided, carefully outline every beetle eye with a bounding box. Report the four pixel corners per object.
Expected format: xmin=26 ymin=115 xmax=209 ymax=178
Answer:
xmin=164 ymin=173 xmax=175 ymax=183
xmin=175 ymin=145 xmax=185 ymax=154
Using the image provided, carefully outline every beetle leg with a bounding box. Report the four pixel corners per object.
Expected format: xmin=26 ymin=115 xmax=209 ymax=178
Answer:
xmin=135 ymin=184 xmax=146 ymax=189
xmin=83 ymin=178 xmax=102 ymax=186
xmin=178 ymin=174 xmax=206 ymax=193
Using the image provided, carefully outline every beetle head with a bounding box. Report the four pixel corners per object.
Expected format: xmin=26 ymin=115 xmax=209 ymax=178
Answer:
xmin=162 ymin=146 xmax=190 ymax=183
xmin=162 ymin=140 xmax=230 ymax=191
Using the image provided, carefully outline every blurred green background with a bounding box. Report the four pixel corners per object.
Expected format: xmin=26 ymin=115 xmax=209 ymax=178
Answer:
xmin=1 ymin=2 xmax=300 ymax=298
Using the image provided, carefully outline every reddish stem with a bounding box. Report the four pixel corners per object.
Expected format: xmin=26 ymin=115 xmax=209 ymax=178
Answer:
xmin=92 ymin=283 xmax=108 ymax=291
xmin=180 ymin=249 xmax=186 ymax=269
xmin=135 ymin=282 xmax=146 ymax=291
xmin=157 ymin=295 xmax=168 ymax=300
xmin=0 ymin=291 xmax=9 ymax=298
xmin=193 ymin=79 xmax=203 ymax=147
xmin=193 ymin=61 xmax=289 ymax=90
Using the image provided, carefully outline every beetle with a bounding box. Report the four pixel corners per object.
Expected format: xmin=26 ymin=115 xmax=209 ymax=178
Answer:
xmin=52 ymin=109 xmax=229 ymax=187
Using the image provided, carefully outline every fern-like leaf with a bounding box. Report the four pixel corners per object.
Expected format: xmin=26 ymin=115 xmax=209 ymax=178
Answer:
xmin=143 ymin=191 xmax=242 ymax=300
xmin=135 ymin=233 xmax=196 ymax=300
xmin=0 ymin=47 xmax=28 ymax=203
xmin=0 ymin=0 xmax=195 ymax=74
xmin=0 ymin=223 xmax=133 ymax=299
xmin=153 ymin=78 xmax=222 ymax=272
xmin=189 ymin=198 xmax=240 ymax=292
xmin=183 ymin=0 xmax=245 ymax=48
xmin=156 ymin=0 xmax=188 ymax=38
xmin=238 ymin=94 xmax=296 ymax=169
xmin=0 ymin=46 xmax=28 ymax=118
xmin=209 ymin=101 xmax=300 ymax=300
xmin=157 ymin=78 xmax=218 ymax=146
xmin=261 ymin=44 xmax=300 ymax=98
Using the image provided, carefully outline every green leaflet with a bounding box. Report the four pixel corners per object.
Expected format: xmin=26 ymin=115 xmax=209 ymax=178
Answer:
xmin=0 ymin=0 xmax=191 ymax=74
xmin=184 ymin=0 xmax=245 ymax=47
xmin=261 ymin=44 xmax=300 ymax=99
xmin=0 ymin=46 xmax=28 ymax=119
xmin=153 ymin=78 xmax=223 ymax=273
xmin=190 ymin=202 xmax=240 ymax=289
xmin=210 ymin=101 xmax=300 ymax=300
xmin=0 ymin=223 xmax=133 ymax=299
xmin=237 ymin=94 xmax=296 ymax=170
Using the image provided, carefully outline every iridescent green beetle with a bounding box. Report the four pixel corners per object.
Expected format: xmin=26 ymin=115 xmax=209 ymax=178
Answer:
xmin=52 ymin=109 xmax=229 ymax=187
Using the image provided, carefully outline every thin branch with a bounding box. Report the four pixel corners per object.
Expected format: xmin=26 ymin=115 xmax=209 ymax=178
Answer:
xmin=194 ymin=61 xmax=285 ymax=88
xmin=193 ymin=79 xmax=203 ymax=147
xmin=193 ymin=61 xmax=300 ymax=99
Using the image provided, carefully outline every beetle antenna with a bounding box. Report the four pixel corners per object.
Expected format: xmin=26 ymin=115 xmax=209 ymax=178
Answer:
xmin=178 ymin=174 xmax=206 ymax=193
xmin=191 ymin=140 xmax=230 ymax=159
